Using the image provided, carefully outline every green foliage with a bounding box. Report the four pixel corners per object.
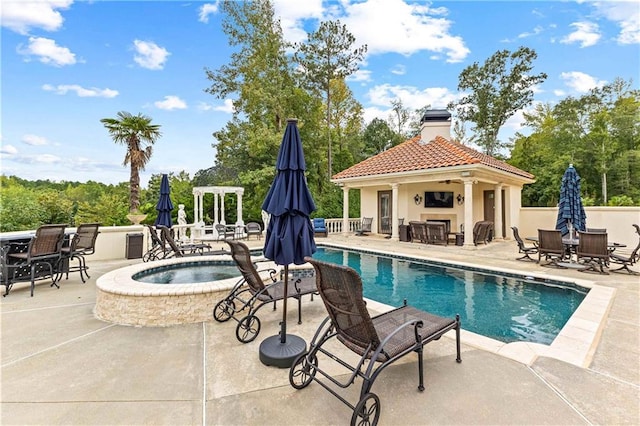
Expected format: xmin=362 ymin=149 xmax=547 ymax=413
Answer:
xmin=362 ymin=118 xmax=400 ymax=156
xmin=450 ymin=46 xmax=547 ymax=155
xmin=0 ymin=183 xmax=46 ymax=232
xmin=607 ymin=195 xmax=634 ymax=206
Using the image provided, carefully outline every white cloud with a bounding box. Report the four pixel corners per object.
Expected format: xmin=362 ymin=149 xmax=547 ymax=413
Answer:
xmin=346 ymin=69 xmax=372 ymax=82
xmin=42 ymin=84 xmax=118 ymax=98
xmin=18 ymin=36 xmax=77 ymax=66
xmin=198 ymin=3 xmax=219 ymax=23
xmin=366 ymin=83 xmax=459 ymax=110
xmin=273 ymin=0 xmax=324 ymax=44
xmin=560 ymin=71 xmax=607 ymax=93
xmin=554 ymin=89 xmax=566 ymax=97
xmin=133 ymin=40 xmax=170 ymax=70
xmin=154 ymin=95 xmax=187 ymax=110
xmin=22 ymin=134 xmax=49 ymax=146
xmin=0 ymin=0 xmax=72 ymax=34
xmin=590 ymin=1 xmax=640 ymax=44
xmin=391 ymin=64 xmax=406 ymax=75
xmin=339 ymin=0 xmax=469 ymax=62
xmin=518 ymin=25 xmax=543 ymax=39
xmin=0 ymin=144 xmax=18 ymax=155
xmin=36 ymin=154 xmax=61 ymax=164
xmin=561 ymin=21 xmax=601 ymax=48
xmin=213 ymin=99 xmax=234 ymax=113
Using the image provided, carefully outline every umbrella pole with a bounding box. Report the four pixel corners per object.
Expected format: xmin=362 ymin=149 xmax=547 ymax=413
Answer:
xmin=280 ymin=264 xmax=288 ymax=344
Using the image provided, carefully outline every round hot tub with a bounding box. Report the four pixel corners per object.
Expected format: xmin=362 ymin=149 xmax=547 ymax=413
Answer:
xmin=95 ymin=256 xmax=251 ymax=327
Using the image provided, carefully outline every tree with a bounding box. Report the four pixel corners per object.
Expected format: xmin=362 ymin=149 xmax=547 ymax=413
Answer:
xmin=294 ymin=20 xmax=367 ymax=179
xmin=100 ymin=111 xmax=161 ymax=213
xmin=449 ymin=46 xmax=547 ymax=155
xmin=362 ymin=118 xmax=398 ymax=157
xmin=388 ymin=98 xmax=410 ymax=138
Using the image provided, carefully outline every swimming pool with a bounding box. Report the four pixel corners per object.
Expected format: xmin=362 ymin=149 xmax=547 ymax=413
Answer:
xmin=312 ymin=247 xmax=588 ymax=345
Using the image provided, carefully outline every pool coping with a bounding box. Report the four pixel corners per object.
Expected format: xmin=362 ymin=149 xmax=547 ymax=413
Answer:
xmin=318 ymin=242 xmax=615 ymax=368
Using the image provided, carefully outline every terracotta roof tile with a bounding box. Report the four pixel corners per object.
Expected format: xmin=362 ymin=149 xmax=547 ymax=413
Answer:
xmin=332 ymin=135 xmax=534 ymax=180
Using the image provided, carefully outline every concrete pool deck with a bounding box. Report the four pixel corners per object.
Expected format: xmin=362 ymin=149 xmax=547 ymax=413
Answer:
xmin=1 ymin=235 xmax=638 ymax=425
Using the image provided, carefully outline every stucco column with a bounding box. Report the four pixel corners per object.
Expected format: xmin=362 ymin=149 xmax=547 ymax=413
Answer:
xmin=391 ymin=183 xmax=399 ymax=241
xmin=463 ymin=180 xmax=474 ymax=246
xmin=342 ymin=186 xmax=350 ymax=235
xmin=219 ymin=192 xmax=226 ymax=225
xmin=494 ymin=184 xmax=503 ymax=240
xmin=213 ymin=193 xmax=219 ymax=225
xmin=236 ymin=189 xmax=244 ymax=226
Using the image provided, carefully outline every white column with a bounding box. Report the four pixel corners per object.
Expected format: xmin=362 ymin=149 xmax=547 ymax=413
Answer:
xmin=494 ymin=184 xmax=503 ymax=240
xmin=391 ymin=183 xmax=399 ymax=241
xmin=463 ymin=180 xmax=474 ymax=246
xmin=236 ymin=189 xmax=244 ymax=226
xmin=219 ymin=192 xmax=226 ymax=225
xmin=214 ymin=193 xmax=219 ymax=224
xmin=342 ymin=186 xmax=350 ymax=234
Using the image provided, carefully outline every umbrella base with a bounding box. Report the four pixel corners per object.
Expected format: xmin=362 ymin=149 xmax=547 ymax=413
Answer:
xmin=259 ymin=334 xmax=306 ymax=368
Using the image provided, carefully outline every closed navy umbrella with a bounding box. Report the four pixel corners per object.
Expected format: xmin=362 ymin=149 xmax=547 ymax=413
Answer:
xmin=154 ymin=174 xmax=174 ymax=228
xmin=556 ymin=164 xmax=586 ymax=237
xmin=260 ymin=118 xmax=316 ymax=368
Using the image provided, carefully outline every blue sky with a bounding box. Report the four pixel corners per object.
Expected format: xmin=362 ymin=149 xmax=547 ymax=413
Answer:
xmin=1 ymin=0 xmax=639 ymax=185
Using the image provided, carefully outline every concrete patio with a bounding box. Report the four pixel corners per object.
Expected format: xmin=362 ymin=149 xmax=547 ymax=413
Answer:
xmin=1 ymin=235 xmax=638 ymax=425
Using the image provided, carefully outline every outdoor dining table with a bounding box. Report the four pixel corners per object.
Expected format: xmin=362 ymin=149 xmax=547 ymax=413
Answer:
xmin=525 ymin=236 xmax=626 ymax=258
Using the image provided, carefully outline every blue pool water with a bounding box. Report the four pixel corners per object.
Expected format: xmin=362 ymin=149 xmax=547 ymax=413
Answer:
xmin=312 ymin=247 xmax=587 ymax=345
xmin=133 ymin=261 xmax=240 ymax=284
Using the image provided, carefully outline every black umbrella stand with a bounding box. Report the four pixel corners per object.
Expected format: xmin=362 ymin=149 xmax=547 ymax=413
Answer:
xmin=259 ymin=264 xmax=306 ymax=368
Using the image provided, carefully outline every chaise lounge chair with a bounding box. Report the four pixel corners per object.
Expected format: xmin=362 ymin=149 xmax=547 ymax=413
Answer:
xmin=289 ymin=257 xmax=461 ymax=426
xmin=158 ymin=226 xmax=216 ymax=258
xmin=143 ymin=224 xmax=172 ymax=262
xmin=213 ymin=240 xmax=317 ymax=343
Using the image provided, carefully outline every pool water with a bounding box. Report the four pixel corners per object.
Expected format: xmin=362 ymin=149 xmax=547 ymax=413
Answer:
xmin=312 ymin=247 xmax=587 ymax=345
xmin=133 ymin=262 xmax=240 ymax=284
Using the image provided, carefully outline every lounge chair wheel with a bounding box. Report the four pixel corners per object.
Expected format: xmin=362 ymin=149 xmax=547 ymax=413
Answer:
xmin=213 ymin=299 xmax=236 ymax=322
xmin=289 ymin=352 xmax=317 ymax=389
xmin=351 ymin=393 xmax=380 ymax=426
xmin=236 ymin=315 xmax=261 ymax=343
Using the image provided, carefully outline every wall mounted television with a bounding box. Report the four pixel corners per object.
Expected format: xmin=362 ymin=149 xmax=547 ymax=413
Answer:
xmin=425 ymin=191 xmax=454 ymax=208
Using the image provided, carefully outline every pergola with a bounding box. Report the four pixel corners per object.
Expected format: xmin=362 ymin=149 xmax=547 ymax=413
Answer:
xmin=192 ymin=186 xmax=244 ymax=238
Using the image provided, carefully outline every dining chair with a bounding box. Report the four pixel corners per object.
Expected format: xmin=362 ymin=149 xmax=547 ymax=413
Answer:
xmin=537 ymin=229 xmax=568 ymax=267
xmin=60 ymin=223 xmax=100 ymax=283
xmin=576 ymin=232 xmax=609 ymax=274
xmin=4 ymin=224 xmax=67 ymax=296
xmin=511 ymin=226 xmax=538 ymax=261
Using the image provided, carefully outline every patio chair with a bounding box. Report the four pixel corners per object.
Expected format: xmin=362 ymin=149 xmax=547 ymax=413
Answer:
xmin=537 ymin=229 xmax=568 ymax=267
xmin=59 ymin=223 xmax=100 ymax=283
xmin=609 ymin=224 xmax=640 ymax=274
xmin=313 ymin=218 xmax=328 ymax=237
xmin=245 ymin=222 xmax=262 ymax=240
xmin=142 ymin=224 xmax=171 ymax=262
xmin=576 ymin=231 xmax=610 ymax=274
xmin=215 ymin=223 xmax=236 ymax=241
xmin=289 ymin=257 xmax=461 ymax=426
xmin=3 ymin=224 xmax=67 ymax=297
xmin=409 ymin=221 xmax=427 ymax=244
xmin=158 ymin=226 xmax=215 ymax=258
xmin=213 ymin=240 xmax=318 ymax=343
xmin=473 ymin=221 xmax=493 ymax=245
xmin=511 ymin=226 xmax=538 ymax=261
xmin=355 ymin=217 xmax=373 ymax=236
xmin=425 ymin=221 xmax=448 ymax=245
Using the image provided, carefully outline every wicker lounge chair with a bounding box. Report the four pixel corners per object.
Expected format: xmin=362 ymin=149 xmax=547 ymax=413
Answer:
xmin=511 ymin=226 xmax=538 ymax=261
xmin=158 ymin=226 xmax=215 ymax=258
xmin=409 ymin=221 xmax=427 ymax=244
xmin=473 ymin=221 xmax=493 ymax=245
xmin=215 ymin=223 xmax=236 ymax=240
xmin=609 ymin=224 xmax=640 ymax=274
xmin=60 ymin=223 xmax=100 ymax=283
xmin=425 ymin=221 xmax=448 ymax=245
xmin=213 ymin=240 xmax=317 ymax=343
xmin=3 ymin=224 xmax=67 ymax=297
xmin=289 ymin=257 xmax=461 ymax=426
xmin=355 ymin=217 xmax=373 ymax=236
xmin=537 ymin=229 xmax=568 ymax=267
xmin=142 ymin=225 xmax=171 ymax=262
xmin=576 ymin=231 xmax=610 ymax=274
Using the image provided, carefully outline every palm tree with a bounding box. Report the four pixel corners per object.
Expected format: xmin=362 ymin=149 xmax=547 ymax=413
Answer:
xmin=100 ymin=111 xmax=162 ymax=213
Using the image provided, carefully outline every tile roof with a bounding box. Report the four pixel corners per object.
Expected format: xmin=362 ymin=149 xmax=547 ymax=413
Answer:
xmin=332 ymin=135 xmax=534 ymax=180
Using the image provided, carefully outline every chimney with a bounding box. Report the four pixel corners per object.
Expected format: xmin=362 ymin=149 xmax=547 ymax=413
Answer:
xmin=419 ymin=109 xmax=451 ymax=144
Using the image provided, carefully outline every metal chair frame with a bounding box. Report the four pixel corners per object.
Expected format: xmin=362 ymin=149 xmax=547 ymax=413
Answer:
xmin=511 ymin=226 xmax=538 ymax=261
xmin=609 ymin=224 xmax=640 ymax=274
xmin=60 ymin=223 xmax=100 ymax=283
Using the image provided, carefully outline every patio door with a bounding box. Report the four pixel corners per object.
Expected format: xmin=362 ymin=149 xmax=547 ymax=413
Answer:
xmin=378 ymin=190 xmax=392 ymax=234
xmin=483 ymin=190 xmax=505 ymax=237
